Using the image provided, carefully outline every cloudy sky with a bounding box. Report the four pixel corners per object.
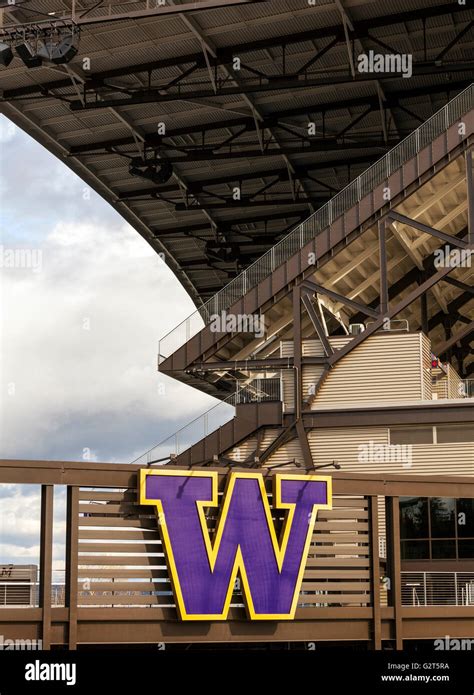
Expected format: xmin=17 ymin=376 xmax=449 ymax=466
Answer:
xmin=0 ymin=115 xmax=224 ymax=569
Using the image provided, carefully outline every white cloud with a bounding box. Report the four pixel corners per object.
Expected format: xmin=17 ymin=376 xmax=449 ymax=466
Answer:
xmin=0 ymin=118 xmax=17 ymax=144
xmin=1 ymin=216 xmax=217 ymax=462
xmin=0 ymin=119 xmax=227 ymax=562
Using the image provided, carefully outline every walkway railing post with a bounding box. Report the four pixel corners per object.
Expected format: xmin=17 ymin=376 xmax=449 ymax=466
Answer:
xmin=386 ymin=495 xmax=403 ymax=649
xmin=65 ymin=486 xmax=79 ymax=650
xmin=39 ymin=484 xmax=54 ymax=650
xmin=369 ymin=496 xmax=382 ymax=650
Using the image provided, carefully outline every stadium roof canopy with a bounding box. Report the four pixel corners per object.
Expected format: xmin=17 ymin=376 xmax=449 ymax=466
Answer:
xmin=0 ymin=0 xmax=472 ymax=306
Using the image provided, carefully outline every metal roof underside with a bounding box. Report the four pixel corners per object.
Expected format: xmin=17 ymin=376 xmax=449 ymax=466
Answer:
xmin=0 ymin=0 xmax=473 ymax=308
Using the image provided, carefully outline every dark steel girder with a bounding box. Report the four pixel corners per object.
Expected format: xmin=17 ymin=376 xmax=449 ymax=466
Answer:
xmin=303 ymin=280 xmax=380 ymax=319
xmin=442 ymin=276 xmax=474 ymax=296
xmin=389 ymin=211 xmax=470 ymax=248
xmin=328 ymin=255 xmax=473 ymax=368
xmin=152 ymin=210 xmax=306 ymax=237
xmin=436 ymin=321 xmax=474 ymax=357
xmin=429 ymin=292 xmax=473 ymax=333
xmin=119 ymin=157 xmax=376 ymax=200
xmin=301 ymin=292 xmax=334 ymax=357
xmin=349 ymin=230 xmax=469 ymax=325
xmin=129 ymin=139 xmax=397 ymax=164
xmin=173 ymin=196 xmax=328 ymax=211
xmin=69 ymin=63 xmax=474 ymax=111
xmin=67 ymin=82 xmax=470 ymax=156
xmin=5 ymin=3 xmax=469 ymax=99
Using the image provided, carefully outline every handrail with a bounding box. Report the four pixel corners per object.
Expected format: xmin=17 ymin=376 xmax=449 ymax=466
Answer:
xmin=158 ymin=84 xmax=473 ymax=361
xmin=131 ymin=377 xmax=282 ymax=465
xmin=401 ymin=571 xmax=474 ymax=606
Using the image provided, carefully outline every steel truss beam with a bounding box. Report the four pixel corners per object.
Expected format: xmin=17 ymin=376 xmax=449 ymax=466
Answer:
xmin=303 ymin=280 xmax=379 ymax=319
xmin=388 ymin=211 xmax=470 ymax=248
xmin=443 ymin=276 xmax=474 ymax=296
xmin=467 ymin=150 xmax=474 ymax=245
xmin=119 ymin=156 xmax=379 ymax=199
xmin=301 ymin=291 xmax=334 ymax=357
xmin=328 ymin=253 xmax=473 ymax=368
xmin=436 ymin=321 xmax=474 ymax=357
xmin=1 ymin=0 xmax=267 ymax=29
xmin=65 ymin=82 xmax=470 ymax=157
xmin=258 ymin=422 xmax=297 ymax=465
xmin=429 ymin=292 xmax=473 ymax=333
xmin=151 ymin=210 xmax=306 ymax=236
xmin=123 ymin=140 xmax=396 ymax=165
xmin=5 ymin=3 xmax=468 ymax=99
xmin=173 ymin=196 xmax=328 ymax=211
xmin=69 ymin=63 xmax=474 ymax=111
xmin=350 ymin=230 xmax=469 ymax=325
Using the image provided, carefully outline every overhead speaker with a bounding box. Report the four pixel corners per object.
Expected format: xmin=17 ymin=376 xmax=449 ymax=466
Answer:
xmin=36 ymin=39 xmax=54 ymax=62
xmin=0 ymin=42 xmax=14 ymax=67
xmin=129 ymin=160 xmax=173 ymax=185
xmin=37 ymin=34 xmax=78 ymax=65
xmin=15 ymin=42 xmax=42 ymax=68
xmin=154 ymin=160 xmax=173 ymax=184
xmin=50 ymin=35 xmax=79 ymax=64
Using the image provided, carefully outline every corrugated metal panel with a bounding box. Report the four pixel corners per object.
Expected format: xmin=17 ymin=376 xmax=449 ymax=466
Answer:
xmin=280 ymin=342 xmax=295 ymax=410
xmin=302 ymin=339 xmax=325 ymax=356
xmin=432 ymin=377 xmax=448 ymax=399
xmin=265 ymin=438 xmax=303 ymax=468
xmin=258 ymin=429 xmax=280 ymax=452
xmin=308 ymin=427 xmax=473 ymax=476
xmin=329 ymin=337 xmax=353 ymax=350
xmin=224 ymin=428 xmax=281 ymax=461
xmin=280 ymin=340 xmax=293 ymax=357
xmin=281 ymin=371 xmax=295 ymax=411
xmin=421 ymin=333 xmax=433 ymax=400
xmin=406 ymin=443 xmax=474 ymax=476
xmin=313 ymin=333 xmax=425 ymax=406
xmin=448 ymin=365 xmax=463 ymax=399
xmin=281 ymin=337 xmax=350 ymax=358
xmin=225 ymin=436 xmax=258 ymax=462
xmin=308 ymin=427 xmax=473 ymax=549
xmin=303 ymin=366 xmax=325 ymax=401
xmin=308 ymin=427 xmax=389 ymax=469
xmin=431 ymin=365 xmax=463 ymax=400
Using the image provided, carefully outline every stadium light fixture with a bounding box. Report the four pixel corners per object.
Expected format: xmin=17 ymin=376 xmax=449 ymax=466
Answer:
xmin=1 ymin=22 xmax=80 ymax=69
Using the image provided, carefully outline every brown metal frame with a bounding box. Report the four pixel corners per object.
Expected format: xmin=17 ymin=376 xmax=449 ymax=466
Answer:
xmin=158 ymin=119 xmax=472 ymax=396
xmin=1 ymin=460 xmax=473 ymax=649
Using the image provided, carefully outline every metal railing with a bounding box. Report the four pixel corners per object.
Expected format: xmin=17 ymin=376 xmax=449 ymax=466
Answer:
xmin=459 ymin=380 xmax=474 ymax=398
xmin=401 ymin=572 xmax=474 ymax=606
xmin=3 ymin=570 xmax=473 ymax=608
xmin=432 ymin=378 xmax=474 ymax=399
xmin=0 ymin=570 xmax=66 ymax=607
xmin=158 ymin=85 xmax=473 ymax=361
xmin=131 ymin=377 xmax=282 ymax=465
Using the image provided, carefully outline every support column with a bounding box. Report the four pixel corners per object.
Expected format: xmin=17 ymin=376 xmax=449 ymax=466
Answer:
xmin=293 ymin=285 xmax=313 ymax=467
xmin=378 ymin=220 xmax=388 ymax=316
xmin=370 ymin=496 xmax=382 ymax=650
xmin=293 ymin=285 xmax=302 ymax=419
xmin=386 ymin=496 xmax=403 ymax=650
xmin=466 ymin=150 xmax=473 ymax=246
xmin=65 ymin=486 xmax=79 ymax=650
xmin=39 ymin=484 xmax=54 ymax=650
xmin=419 ymin=273 xmax=428 ymax=336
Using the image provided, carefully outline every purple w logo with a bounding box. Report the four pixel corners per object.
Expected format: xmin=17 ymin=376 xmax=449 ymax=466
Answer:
xmin=140 ymin=470 xmax=332 ymax=621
